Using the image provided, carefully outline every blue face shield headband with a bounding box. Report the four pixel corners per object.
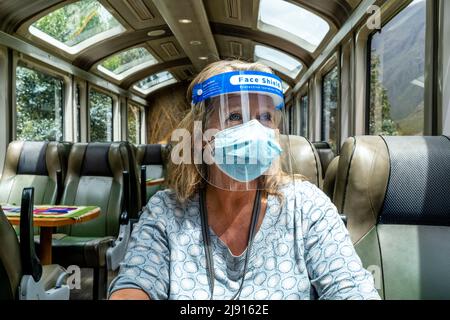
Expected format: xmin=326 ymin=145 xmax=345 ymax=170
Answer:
xmin=192 ymin=71 xmax=285 ymax=110
xmin=192 ymin=71 xmax=286 ymax=186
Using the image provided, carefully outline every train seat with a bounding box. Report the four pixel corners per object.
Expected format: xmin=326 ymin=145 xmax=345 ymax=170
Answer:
xmin=280 ymin=135 xmax=323 ymax=188
xmin=312 ymin=141 xmax=335 ymax=177
xmin=1 ymin=188 xmax=69 ymax=300
xmin=136 ymin=144 xmax=167 ymax=206
xmin=334 ymin=135 xmax=450 ymax=299
xmin=37 ymin=142 xmax=134 ymax=299
xmin=0 ymin=141 xmax=71 ymax=205
xmin=323 ymin=156 xmax=339 ymax=200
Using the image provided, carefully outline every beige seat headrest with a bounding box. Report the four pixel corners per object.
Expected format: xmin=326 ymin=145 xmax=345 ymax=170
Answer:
xmin=279 ymin=135 xmax=323 ymax=188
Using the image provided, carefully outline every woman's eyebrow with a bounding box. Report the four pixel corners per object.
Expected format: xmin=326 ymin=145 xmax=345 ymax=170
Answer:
xmin=225 ymin=104 xmax=242 ymax=112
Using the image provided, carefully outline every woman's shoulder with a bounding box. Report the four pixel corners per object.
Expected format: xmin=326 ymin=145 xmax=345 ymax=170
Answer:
xmin=277 ymin=178 xmax=336 ymax=221
xmin=278 ymin=178 xmax=329 ymax=202
xmin=144 ymin=188 xmax=199 ymax=223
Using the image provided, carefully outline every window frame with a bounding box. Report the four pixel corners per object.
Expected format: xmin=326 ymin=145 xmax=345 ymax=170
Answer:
xmin=87 ymin=85 xmax=116 ymax=142
xmin=318 ymin=56 xmax=340 ymax=153
xmin=256 ymin=0 xmax=335 ymax=54
xmin=127 ymin=103 xmax=144 ymax=145
xmin=132 ymin=71 xmax=178 ymax=96
xmin=365 ymin=0 xmax=430 ymax=136
xmin=13 ymin=56 xmax=71 ymax=142
xmin=288 ymin=104 xmax=294 ymax=135
xmin=299 ymin=93 xmax=309 ymax=138
xmin=74 ymin=79 xmax=88 ymax=142
xmin=24 ymin=0 xmax=127 ymax=56
xmin=0 ymin=45 xmax=11 ymax=174
xmin=95 ymin=45 xmax=160 ymax=82
xmin=357 ymin=0 xmax=434 ymax=136
xmin=254 ymin=44 xmax=304 ymax=79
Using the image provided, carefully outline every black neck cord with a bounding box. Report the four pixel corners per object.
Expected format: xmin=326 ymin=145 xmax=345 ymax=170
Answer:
xmin=199 ymin=188 xmax=262 ymax=300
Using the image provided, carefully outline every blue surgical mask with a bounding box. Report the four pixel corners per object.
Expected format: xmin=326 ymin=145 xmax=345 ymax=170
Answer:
xmin=213 ymin=119 xmax=283 ymax=182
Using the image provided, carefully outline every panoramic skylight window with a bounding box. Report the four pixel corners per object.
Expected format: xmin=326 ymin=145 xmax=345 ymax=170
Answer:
xmin=254 ymin=45 xmax=302 ymax=79
xmin=133 ymin=71 xmax=177 ymax=95
xmin=30 ymin=0 xmax=125 ymax=55
xmin=98 ymin=48 xmax=159 ymax=81
xmin=258 ymin=0 xmax=330 ymax=53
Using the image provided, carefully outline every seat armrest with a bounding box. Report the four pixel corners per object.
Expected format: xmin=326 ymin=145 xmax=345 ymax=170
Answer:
xmin=20 ymin=188 xmax=42 ymax=282
xmin=106 ymin=170 xmax=134 ymax=271
xmin=19 ymin=274 xmax=70 ymax=300
xmin=106 ymin=218 xmax=131 ymax=271
xmin=18 ymin=188 xmax=70 ymax=300
xmin=140 ymin=165 xmax=147 ymax=210
xmin=56 ymin=169 xmax=63 ymax=204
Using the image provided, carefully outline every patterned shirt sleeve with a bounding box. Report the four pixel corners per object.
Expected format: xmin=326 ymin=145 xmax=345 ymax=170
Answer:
xmin=301 ymin=183 xmax=381 ymax=300
xmin=108 ymin=193 xmax=170 ymax=300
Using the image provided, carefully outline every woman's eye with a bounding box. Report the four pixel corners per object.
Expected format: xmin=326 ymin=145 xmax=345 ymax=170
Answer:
xmin=227 ymin=112 xmax=242 ymax=122
xmin=258 ymin=112 xmax=272 ymax=122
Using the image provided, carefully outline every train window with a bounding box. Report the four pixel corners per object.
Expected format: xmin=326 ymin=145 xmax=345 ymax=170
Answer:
xmin=128 ymin=105 xmax=141 ymax=145
xmin=321 ymin=66 xmax=338 ymax=152
xmin=258 ymin=0 xmax=330 ymax=53
xmin=133 ymin=71 xmax=177 ymax=95
xmin=29 ymin=0 xmax=125 ymax=55
xmin=15 ymin=65 xmax=64 ymax=141
xmin=98 ymin=47 xmax=158 ymax=81
xmin=89 ymin=89 xmax=113 ymax=142
xmin=300 ymin=95 xmax=309 ymax=137
xmin=254 ymin=45 xmax=302 ymax=79
xmin=368 ymin=0 xmax=426 ymax=136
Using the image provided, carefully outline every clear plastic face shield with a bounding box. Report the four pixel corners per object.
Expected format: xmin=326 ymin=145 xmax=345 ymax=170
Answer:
xmin=192 ymin=71 xmax=294 ymax=191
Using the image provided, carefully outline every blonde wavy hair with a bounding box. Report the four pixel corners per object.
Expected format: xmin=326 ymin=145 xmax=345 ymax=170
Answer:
xmin=166 ymin=60 xmax=295 ymax=202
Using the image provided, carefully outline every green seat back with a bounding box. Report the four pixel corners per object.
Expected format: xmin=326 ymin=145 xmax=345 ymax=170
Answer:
xmin=335 ymin=136 xmax=450 ymax=299
xmin=0 ymin=141 xmax=70 ymax=205
xmin=59 ymin=142 xmax=129 ymax=238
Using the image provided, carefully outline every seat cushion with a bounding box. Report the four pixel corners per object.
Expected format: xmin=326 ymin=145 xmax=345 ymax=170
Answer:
xmin=35 ymin=234 xmax=114 ymax=268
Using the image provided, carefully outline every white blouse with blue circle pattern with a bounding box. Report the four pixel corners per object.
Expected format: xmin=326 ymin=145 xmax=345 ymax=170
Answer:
xmin=109 ymin=180 xmax=380 ymax=300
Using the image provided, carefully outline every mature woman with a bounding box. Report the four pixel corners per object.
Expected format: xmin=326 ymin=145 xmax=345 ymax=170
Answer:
xmin=109 ymin=60 xmax=380 ymax=300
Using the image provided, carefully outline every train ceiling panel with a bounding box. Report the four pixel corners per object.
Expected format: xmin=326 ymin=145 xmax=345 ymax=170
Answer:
xmin=105 ymin=0 xmax=165 ymax=30
xmin=214 ymin=35 xmax=254 ymax=61
xmin=204 ymin=0 xmax=258 ymax=28
xmin=170 ymin=65 xmax=196 ymax=82
xmin=152 ymin=0 xmax=219 ymax=72
xmin=346 ymin=0 xmax=363 ymax=9
xmin=0 ymin=0 xmax=363 ymax=98
xmin=0 ymin=0 xmax=63 ymax=33
xmin=147 ymin=37 xmax=187 ymax=61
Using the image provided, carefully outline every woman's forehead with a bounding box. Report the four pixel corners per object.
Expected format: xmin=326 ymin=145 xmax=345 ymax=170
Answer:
xmin=211 ymin=93 xmax=276 ymax=108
